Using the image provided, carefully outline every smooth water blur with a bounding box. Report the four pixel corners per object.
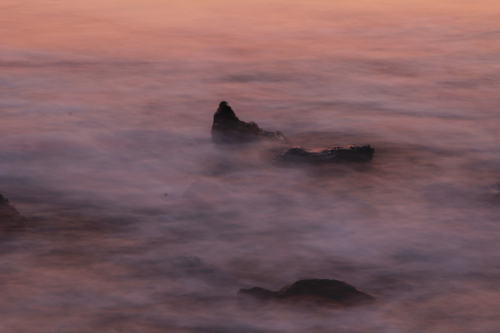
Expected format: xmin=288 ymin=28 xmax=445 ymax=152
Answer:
xmin=1 ymin=0 xmax=500 ymax=332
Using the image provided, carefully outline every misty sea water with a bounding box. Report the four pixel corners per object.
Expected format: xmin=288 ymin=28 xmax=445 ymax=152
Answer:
xmin=1 ymin=0 xmax=500 ymax=332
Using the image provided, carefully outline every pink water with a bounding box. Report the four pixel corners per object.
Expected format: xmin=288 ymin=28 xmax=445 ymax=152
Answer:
xmin=1 ymin=1 xmax=500 ymax=332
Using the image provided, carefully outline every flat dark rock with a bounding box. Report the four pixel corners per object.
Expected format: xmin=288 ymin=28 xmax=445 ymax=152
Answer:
xmin=211 ymin=101 xmax=289 ymax=144
xmin=238 ymin=279 xmax=376 ymax=307
xmin=273 ymin=145 xmax=374 ymax=165
xmin=0 ymin=193 xmax=27 ymax=230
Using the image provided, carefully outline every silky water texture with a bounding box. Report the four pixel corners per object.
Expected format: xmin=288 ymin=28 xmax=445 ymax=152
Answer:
xmin=1 ymin=0 xmax=500 ymax=332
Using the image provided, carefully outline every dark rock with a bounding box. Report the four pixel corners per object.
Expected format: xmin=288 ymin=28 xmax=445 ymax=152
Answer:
xmin=211 ymin=101 xmax=289 ymax=144
xmin=0 ymin=193 xmax=27 ymax=230
xmin=273 ymin=145 xmax=374 ymax=165
xmin=238 ymin=279 xmax=376 ymax=307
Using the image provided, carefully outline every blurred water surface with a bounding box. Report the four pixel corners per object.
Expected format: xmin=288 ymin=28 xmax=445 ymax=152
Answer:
xmin=1 ymin=0 xmax=500 ymax=332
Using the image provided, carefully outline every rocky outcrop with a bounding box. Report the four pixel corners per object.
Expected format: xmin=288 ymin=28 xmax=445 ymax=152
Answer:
xmin=211 ymin=101 xmax=289 ymax=144
xmin=0 ymin=194 xmax=27 ymax=230
xmin=238 ymin=279 xmax=376 ymax=307
xmin=273 ymin=145 xmax=374 ymax=165
xmin=210 ymin=101 xmax=375 ymax=165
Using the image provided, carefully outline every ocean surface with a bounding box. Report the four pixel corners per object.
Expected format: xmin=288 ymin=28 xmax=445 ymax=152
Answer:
xmin=1 ymin=0 xmax=500 ymax=332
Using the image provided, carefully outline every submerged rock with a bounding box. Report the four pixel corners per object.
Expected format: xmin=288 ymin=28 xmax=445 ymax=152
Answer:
xmin=238 ymin=279 xmax=376 ymax=307
xmin=211 ymin=101 xmax=289 ymax=144
xmin=273 ymin=145 xmax=374 ymax=165
xmin=0 ymin=194 xmax=27 ymax=230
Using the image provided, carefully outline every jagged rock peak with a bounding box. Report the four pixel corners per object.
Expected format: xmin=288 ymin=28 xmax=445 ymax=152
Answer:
xmin=211 ymin=101 xmax=289 ymax=144
xmin=0 ymin=193 xmax=27 ymax=230
xmin=214 ymin=101 xmax=239 ymax=122
xmin=0 ymin=194 xmax=10 ymax=203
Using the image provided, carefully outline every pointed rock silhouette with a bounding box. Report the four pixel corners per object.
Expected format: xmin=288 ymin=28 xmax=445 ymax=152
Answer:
xmin=0 ymin=194 xmax=27 ymax=230
xmin=211 ymin=101 xmax=289 ymax=144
